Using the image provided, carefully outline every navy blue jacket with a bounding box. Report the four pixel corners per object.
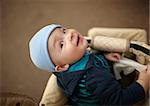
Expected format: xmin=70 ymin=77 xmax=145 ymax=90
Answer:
xmin=54 ymin=53 xmax=145 ymax=105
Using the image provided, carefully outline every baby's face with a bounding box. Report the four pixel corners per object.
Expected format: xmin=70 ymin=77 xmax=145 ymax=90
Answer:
xmin=48 ymin=27 xmax=88 ymax=66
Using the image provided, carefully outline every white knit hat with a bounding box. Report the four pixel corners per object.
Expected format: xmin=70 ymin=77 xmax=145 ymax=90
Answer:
xmin=29 ymin=24 xmax=62 ymax=72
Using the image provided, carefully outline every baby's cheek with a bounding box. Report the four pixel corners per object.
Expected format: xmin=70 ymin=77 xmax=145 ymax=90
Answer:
xmin=65 ymin=46 xmax=84 ymax=57
xmin=66 ymin=51 xmax=83 ymax=61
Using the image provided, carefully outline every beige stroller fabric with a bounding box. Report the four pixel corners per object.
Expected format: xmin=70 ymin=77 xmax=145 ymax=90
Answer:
xmin=88 ymin=27 xmax=147 ymax=43
xmin=91 ymin=36 xmax=129 ymax=52
xmin=39 ymin=74 xmax=68 ymax=106
xmin=88 ymin=27 xmax=148 ymax=64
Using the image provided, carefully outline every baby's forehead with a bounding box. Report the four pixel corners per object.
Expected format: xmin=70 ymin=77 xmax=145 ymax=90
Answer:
xmin=50 ymin=27 xmax=61 ymax=35
xmin=51 ymin=27 xmax=67 ymax=35
xmin=53 ymin=27 xmax=65 ymax=32
xmin=48 ymin=27 xmax=63 ymax=46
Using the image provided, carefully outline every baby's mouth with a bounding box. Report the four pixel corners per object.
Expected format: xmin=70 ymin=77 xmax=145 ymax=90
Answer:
xmin=77 ymin=36 xmax=80 ymax=46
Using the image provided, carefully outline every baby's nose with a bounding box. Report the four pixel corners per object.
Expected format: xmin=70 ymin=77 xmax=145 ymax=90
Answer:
xmin=64 ymin=29 xmax=78 ymax=41
xmin=70 ymin=32 xmax=79 ymax=41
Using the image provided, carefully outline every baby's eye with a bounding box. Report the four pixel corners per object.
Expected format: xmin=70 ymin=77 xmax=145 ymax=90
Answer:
xmin=60 ymin=41 xmax=64 ymax=48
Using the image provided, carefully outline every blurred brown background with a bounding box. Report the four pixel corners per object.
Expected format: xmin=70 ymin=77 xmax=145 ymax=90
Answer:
xmin=1 ymin=0 xmax=149 ymax=104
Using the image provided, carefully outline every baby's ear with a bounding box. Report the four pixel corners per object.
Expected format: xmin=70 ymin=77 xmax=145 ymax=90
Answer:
xmin=55 ymin=64 xmax=69 ymax=72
